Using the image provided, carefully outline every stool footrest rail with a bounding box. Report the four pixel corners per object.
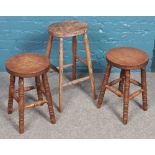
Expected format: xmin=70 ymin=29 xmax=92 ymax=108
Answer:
xmin=63 ymin=76 xmax=90 ymax=87
xmin=24 ymin=99 xmax=47 ymax=109
xmin=129 ymin=89 xmax=144 ymax=100
xmin=105 ymin=85 xmax=123 ymax=97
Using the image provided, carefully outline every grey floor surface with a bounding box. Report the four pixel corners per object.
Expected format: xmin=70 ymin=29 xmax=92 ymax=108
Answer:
xmin=0 ymin=72 xmax=155 ymax=139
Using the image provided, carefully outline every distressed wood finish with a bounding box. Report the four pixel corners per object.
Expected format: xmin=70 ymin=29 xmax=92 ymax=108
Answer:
xmin=63 ymin=76 xmax=90 ymax=87
xmin=109 ymin=78 xmax=121 ymax=86
xmin=123 ymin=70 xmax=130 ymax=124
xmin=25 ymin=99 xmax=47 ymax=109
xmin=105 ymin=85 xmax=123 ymax=97
xmin=72 ymin=36 xmax=77 ymax=80
xmin=97 ymin=63 xmax=112 ymax=108
xmin=59 ymin=38 xmax=64 ymax=112
xmin=106 ymin=47 xmax=149 ymax=69
xmin=35 ymin=76 xmax=43 ymax=100
xmin=8 ymin=75 xmax=15 ymax=114
xmin=6 ymin=53 xmax=56 ymax=134
xmin=97 ymin=47 xmax=149 ymax=124
xmin=130 ymin=79 xmax=142 ymax=87
xmin=42 ymin=73 xmax=56 ymax=124
xmin=16 ymin=86 xmax=35 ymax=93
xmin=48 ymin=20 xmax=88 ymax=37
xmin=47 ymin=20 xmax=96 ymax=112
xmin=84 ymin=33 xmax=96 ymax=100
xmin=18 ymin=77 xmax=24 ymax=134
xmin=119 ymin=69 xmax=125 ymax=93
xmin=141 ymin=67 xmax=147 ymax=111
xmin=129 ymin=89 xmax=143 ymax=100
xmin=6 ymin=53 xmax=50 ymax=77
xmin=46 ymin=34 xmax=53 ymax=59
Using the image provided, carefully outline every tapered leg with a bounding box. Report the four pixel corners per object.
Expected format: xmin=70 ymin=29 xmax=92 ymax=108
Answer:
xmin=123 ymin=70 xmax=130 ymax=124
xmin=119 ymin=69 xmax=125 ymax=93
xmin=141 ymin=67 xmax=147 ymax=111
xmin=83 ymin=33 xmax=96 ymax=100
xmin=46 ymin=34 xmax=53 ymax=59
xmin=97 ymin=63 xmax=112 ymax=108
xmin=42 ymin=73 xmax=56 ymax=124
xmin=35 ymin=76 xmax=43 ymax=100
xmin=59 ymin=38 xmax=64 ymax=112
xmin=18 ymin=77 xmax=24 ymax=134
xmin=8 ymin=75 xmax=15 ymax=114
xmin=72 ymin=36 xmax=77 ymax=80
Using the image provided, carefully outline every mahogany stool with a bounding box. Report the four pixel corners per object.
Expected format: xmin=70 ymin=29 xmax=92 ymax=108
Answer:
xmin=6 ymin=53 xmax=56 ymax=134
xmin=97 ymin=47 xmax=149 ymax=124
xmin=46 ymin=20 xmax=96 ymax=112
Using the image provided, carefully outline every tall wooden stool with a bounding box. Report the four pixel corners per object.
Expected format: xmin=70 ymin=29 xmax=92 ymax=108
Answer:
xmin=6 ymin=53 xmax=56 ymax=134
xmin=97 ymin=47 xmax=149 ymax=124
xmin=46 ymin=20 xmax=96 ymax=112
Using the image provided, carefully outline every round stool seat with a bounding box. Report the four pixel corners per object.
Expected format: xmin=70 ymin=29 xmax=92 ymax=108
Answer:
xmin=106 ymin=47 xmax=149 ymax=69
xmin=48 ymin=20 xmax=88 ymax=37
xmin=6 ymin=53 xmax=50 ymax=77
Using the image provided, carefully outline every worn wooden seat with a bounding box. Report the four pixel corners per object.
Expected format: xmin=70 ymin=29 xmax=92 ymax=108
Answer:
xmin=47 ymin=20 xmax=96 ymax=112
xmin=6 ymin=53 xmax=50 ymax=77
xmin=97 ymin=47 xmax=149 ymax=124
xmin=106 ymin=47 xmax=148 ymax=69
xmin=6 ymin=53 xmax=56 ymax=134
xmin=48 ymin=20 xmax=88 ymax=37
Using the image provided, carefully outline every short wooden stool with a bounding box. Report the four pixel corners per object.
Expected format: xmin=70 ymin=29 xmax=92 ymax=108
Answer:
xmin=6 ymin=53 xmax=56 ymax=134
xmin=97 ymin=47 xmax=149 ymax=124
xmin=46 ymin=20 xmax=96 ymax=112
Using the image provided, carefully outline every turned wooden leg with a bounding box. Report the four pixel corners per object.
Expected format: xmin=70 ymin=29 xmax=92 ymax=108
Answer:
xmin=83 ymin=33 xmax=96 ymax=100
xmin=141 ymin=67 xmax=147 ymax=111
xmin=18 ymin=77 xmax=24 ymax=134
xmin=119 ymin=69 xmax=125 ymax=93
xmin=35 ymin=76 xmax=43 ymax=100
xmin=123 ymin=70 xmax=130 ymax=124
xmin=97 ymin=63 xmax=112 ymax=108
xmin=46 ymin=34 xmax=53 ymax=59
xmin=59 ymin=37 xmax=64 ymax=112
xmin=42 ymin=73 xmax=56 ymax=124
xmin=8 ymin=75 xmax=15 ymax=114
xmin=72 ymin=36 xmax=77 ymax=80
